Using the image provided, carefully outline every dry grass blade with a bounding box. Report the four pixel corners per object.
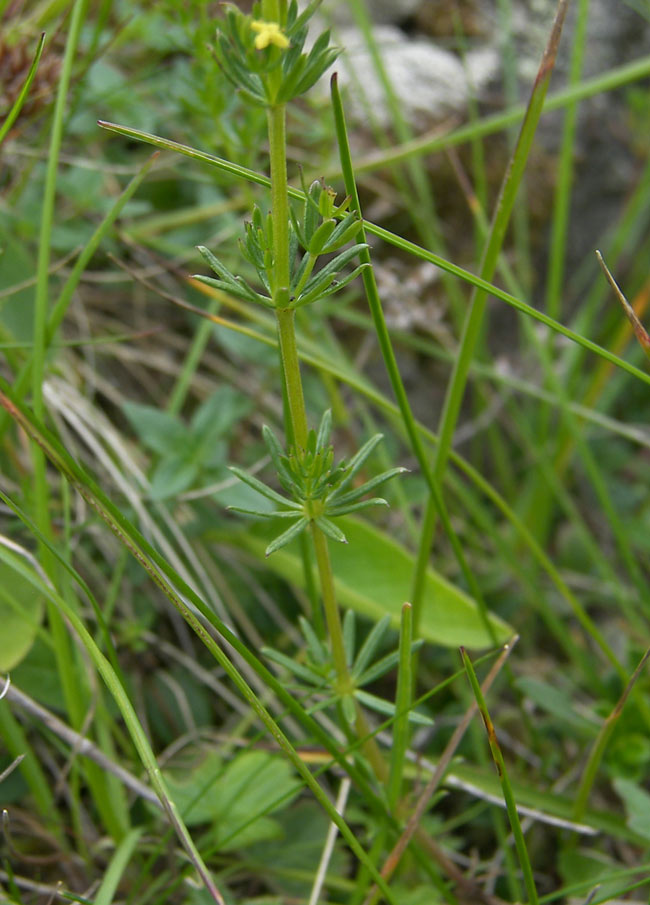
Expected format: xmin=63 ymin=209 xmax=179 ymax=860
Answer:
xmin=596 ymin=249 xmax=650 ymax=361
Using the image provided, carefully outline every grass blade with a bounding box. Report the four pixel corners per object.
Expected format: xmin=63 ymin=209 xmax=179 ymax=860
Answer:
xmin=572 ymin=648 xmax=650 ymax=824
xmin=597 ymin=250 xmax=650 ymax=361
xmin=461 ymin=647 xmax=539 ymax=905
xmin=374 ymin=638 xmax=516 ymax=893
xmin=97 ymin=122 xmax=650 ymax=390
xmin=93 ymin=827 xmax=143 ymax=905
xmin=0 ymin=381 xmax=400 ymax=905
xmin=387 ymin=602 xmax=412 ymax=811
xmin=329 ymin=72 xmax=496 ymax=645
xmin=0 ymin=32 xmax=45 ymax=146
xmin=410 ymin=0 xmax=569 ymax=633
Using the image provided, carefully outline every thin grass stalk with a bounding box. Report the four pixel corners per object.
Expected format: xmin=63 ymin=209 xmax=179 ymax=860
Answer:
xmin=92 ymin=827 xmax=143 ymax=905
xmin=499 ymin=0 xmax=533 ymax=291
xmin=32 ymin=0 xmax=85 ymax=420
xmin=461 ymin=648 xmax=539 ymax=905
xmin=450 ymin=157 xmax=650 ymax=635
xmin=563 ymin=152 xmax=650 ymax=386
xmin=59 ymin=481 xmax=130 ymax=839
xmin=26 ymin=0 xmax=104 ymax=836
xmin=544 ymin=0 xmax=590 ymax=322
xmin=330 ymin=74 xmax=497 ymax=645
xmin=410 ymin=0 xmax=569 ymax=634
xmin=344 ymin=0 xmax=465 ymax=327
xmin=528 ymin=0 xmax=591 ymax=544
xmin=387 ymin=602 xmax=412 ymax=811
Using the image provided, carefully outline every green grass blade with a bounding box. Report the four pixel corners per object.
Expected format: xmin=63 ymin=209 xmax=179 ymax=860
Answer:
xmin=377 ymin=640 xmax=515 ymax=890
xmin=0 ymin=544 xmax=225 ymax=904
xmin=33 ymin=0 xmax=85 ymax=421
xmin=93 ymin=827 xmax=143 ymax=905
xmin=410 ymin=0 xmax=569 ymax=631
xmin=387 ymin=602 xmax=412 ymax=811
xmin=27 ymin=0 xmax=107 ymax=844
xmin=329 ymin=72 xmax=495 ymax=642
xmin=461 ymin=648 xmax=539 ymax=905
xmin=544 ymin=0 xmax=590 ymax=322
xmin=572 ymin=648 xmax=650 ymax=825
xmin=0 ymin=32 xmax=45 ymax=146
xmin=0 ymin=381 xmax=400 ymax=905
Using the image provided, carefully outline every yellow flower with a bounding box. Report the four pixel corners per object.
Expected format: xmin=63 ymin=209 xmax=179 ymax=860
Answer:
xmin=251 ymin=19 xmax=290 ymax=51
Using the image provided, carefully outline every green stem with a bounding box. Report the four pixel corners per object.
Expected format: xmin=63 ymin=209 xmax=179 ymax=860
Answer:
xmin=266 ymin=102 xmax=352 ymax=700
xmin=311 ymin=524 xmax=385 ymax=779
xmin=268 ymin=103 xmax=309 ymax=448
xmin=268 ymin=104 xmax=291 ymax=301
xmin=276 ymin=307 xmax=309 ymax=447
xmin=311 ymin=523 xmax=351 ymax=689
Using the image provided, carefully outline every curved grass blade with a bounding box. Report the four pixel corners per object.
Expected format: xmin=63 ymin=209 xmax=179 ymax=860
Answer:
xmin=410 ymin=0 xmax=569 ymax=633
xmin=0 ymin=32 xmax=46 ymax=145
xmin=387 ymin=603 xmax=412 ymax=811
xmin=597 ymin=250 xmax=650 ymax=361
xmin=93 ymin=827 xmax=143 ymax=905
xmin=572 ymin=648 xmax=650 ymax=825
xmin=461 ymin=647 xmax=539 ymax=905
xmin=0 ymin=382 xmax=399 ymax=905
xmin=329 ymin=73 xmax=497 ymax=646
xmin=0 ymin=544 xmax=224 ymax=905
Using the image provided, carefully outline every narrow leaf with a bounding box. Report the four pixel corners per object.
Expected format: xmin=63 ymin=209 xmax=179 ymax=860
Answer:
xmin=228 ymin=465 xmax=299 ymax=507
xmin=266 ymin=517 xmax=309 ymax=556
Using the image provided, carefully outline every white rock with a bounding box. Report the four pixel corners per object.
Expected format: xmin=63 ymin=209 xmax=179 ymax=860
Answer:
xmin=333 ymin=25 xmax=477 ymax=127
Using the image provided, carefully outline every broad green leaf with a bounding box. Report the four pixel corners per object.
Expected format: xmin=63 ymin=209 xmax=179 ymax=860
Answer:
xmin=0 ymin=561 xmax=44 ymax=671
xmin=613 ymin=778 xmax=650 ymax=840
xmin=233 ymin=516 xmax=511 ymax=648
xmin=122 ymin=403 xmax=185 ymax=455
xmin=149 ymin=454 xmax=199 ymax=500
xmin=162 ymin=748 xmax=300 ymax=850
xmin=190 ymin=386 xmax=251 ymax=442
xmin=245 ymin=801 xmax=347 ymax=899
xmin=515 ymin=677 xmax=601 ymax=735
